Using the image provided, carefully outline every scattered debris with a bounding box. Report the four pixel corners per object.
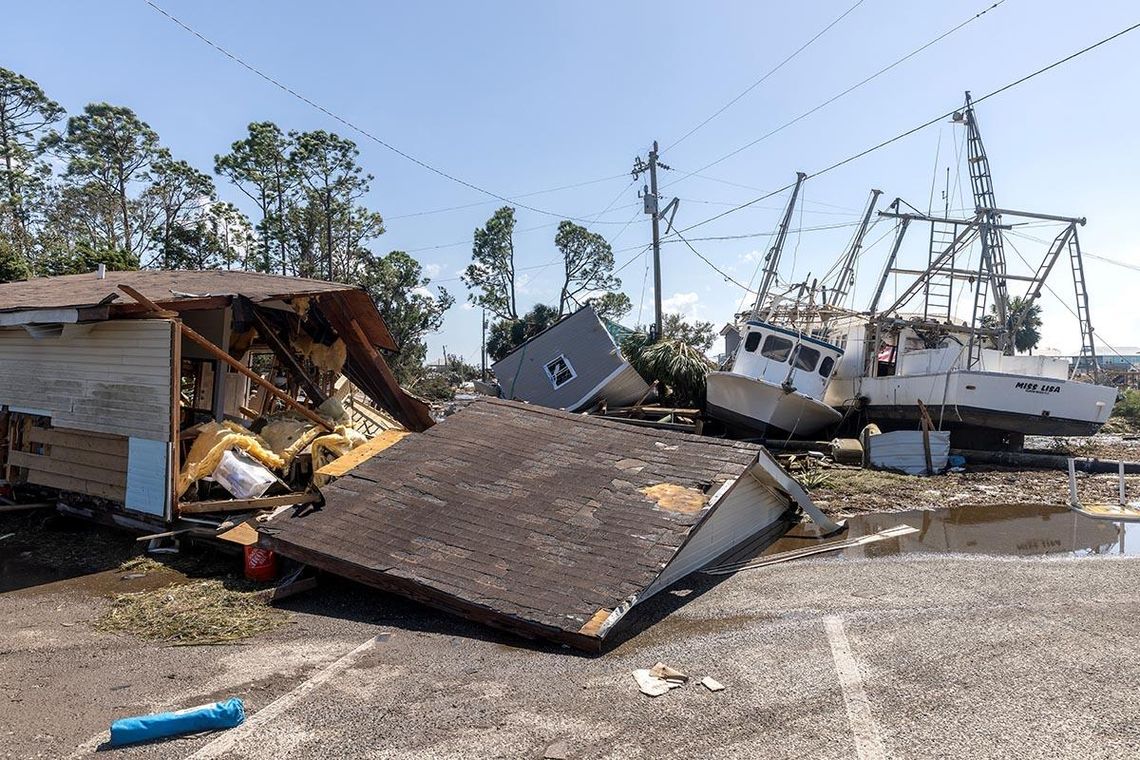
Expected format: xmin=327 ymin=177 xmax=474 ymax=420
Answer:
xmin=633 ymin=662 xmax=688 ymax=697
xmin=866 ymin=430 xmax=950 ymax=475
xmin=700 ymin=676 xmax=725 ymax=692
xmin=703 ymin=525 xmax=919 ymax=575
xmin=109 ymin=697 xmax=245 ymax=747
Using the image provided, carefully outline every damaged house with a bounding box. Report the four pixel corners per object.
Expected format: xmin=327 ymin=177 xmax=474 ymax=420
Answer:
xmin=0 ymin=269 xmax=431 ymax=529
xmin=492 ymin=305 xmax=652 ymax=411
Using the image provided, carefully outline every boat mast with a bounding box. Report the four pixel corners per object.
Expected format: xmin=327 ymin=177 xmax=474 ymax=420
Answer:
xmin=957 ymin=91 xmax=1012 ymax=363
xmin=825 ymin=188 xmax=883 ymax=310
xmin=750 ymin=171 xmax=807 ymax=321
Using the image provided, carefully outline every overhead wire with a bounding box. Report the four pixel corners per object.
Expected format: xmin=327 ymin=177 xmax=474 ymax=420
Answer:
xmin=663 ymin=0 xmax=868 ymax=153
xmin=673 ymin=17 xmax=1140 ymax=237
xmin=385 ymin=173 xmax=630 ymax=220
xmin=663 ymin=0 xmax=1010 ymax=187
xmin=143 ymin=0 xmax=621 ymax=225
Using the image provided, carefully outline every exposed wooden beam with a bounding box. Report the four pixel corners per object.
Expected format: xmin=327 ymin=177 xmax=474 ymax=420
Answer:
xmin=179 ymin=325 xmax=333 ymax=432
xmin=247 ymin=303 xmax=327 ymax=406
xmin=116 ymin=284 xmax=178 ymax=318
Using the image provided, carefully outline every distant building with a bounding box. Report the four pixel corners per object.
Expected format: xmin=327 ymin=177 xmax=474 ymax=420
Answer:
xmin=1068 ymin=348 xmax=1140 ymax=374
xmin=492 ymin=306 xmax=651 ymax=411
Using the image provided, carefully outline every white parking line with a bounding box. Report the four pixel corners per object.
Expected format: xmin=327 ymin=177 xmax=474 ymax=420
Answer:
xmin=184 ymin=633 xmax=387 ymax=759
xmin=824 ymin=616 xmax=887 ymax=760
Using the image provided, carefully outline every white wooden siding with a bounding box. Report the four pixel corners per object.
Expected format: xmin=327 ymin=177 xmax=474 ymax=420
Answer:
xmin=0 ymin=320 xmax=174 ymax=441
xmin=641 ymin=465 xmax=791 ymax=600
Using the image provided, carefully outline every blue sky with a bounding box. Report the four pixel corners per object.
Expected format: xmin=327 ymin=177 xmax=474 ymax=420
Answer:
xmin=6 ymin=1 xmax=1140 ymax=361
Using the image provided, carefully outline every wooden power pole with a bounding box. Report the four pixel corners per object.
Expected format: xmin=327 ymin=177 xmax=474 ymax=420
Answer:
xmin=632 ymin=142 xmax=677 ymax=342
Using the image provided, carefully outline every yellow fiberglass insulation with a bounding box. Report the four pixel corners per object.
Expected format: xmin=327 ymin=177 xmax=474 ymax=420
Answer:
xmin=292 ymin=333 xmax=347 ymax=373
xmin=177 ymin=421 xmax=286 ymax=498
xmin=311 ymin=426 xmax=368 ymax=487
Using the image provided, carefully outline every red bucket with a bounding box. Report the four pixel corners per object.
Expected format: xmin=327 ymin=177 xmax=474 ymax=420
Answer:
xmin=243 ymin=546 xmax=277 ymax=582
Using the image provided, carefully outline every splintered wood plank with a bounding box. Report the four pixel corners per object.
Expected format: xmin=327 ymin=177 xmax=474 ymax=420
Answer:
xmin=178 ymin=491 xmax=321 ymax=515
xmin=315 ymin=430 xmax=411 ymax=479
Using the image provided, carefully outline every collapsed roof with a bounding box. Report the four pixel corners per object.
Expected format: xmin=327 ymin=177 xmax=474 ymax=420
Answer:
xmin=262 ymin=399 xmax=834 ymax=651
xmin=0 ymin=270 xmax=431 ymax=431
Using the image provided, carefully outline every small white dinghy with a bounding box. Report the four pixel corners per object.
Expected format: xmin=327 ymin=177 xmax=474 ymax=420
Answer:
xmin=707 ymin=320 xmax=843 ymax=437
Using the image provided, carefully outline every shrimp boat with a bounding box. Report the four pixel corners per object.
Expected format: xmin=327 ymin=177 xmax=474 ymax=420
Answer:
xmin=706 ymin=174 xmax=880 ymax=437
xmin=822 ymin=93 xmax=1117 ymax=448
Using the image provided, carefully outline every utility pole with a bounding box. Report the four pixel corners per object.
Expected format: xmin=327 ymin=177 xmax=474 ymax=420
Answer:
xmin=480 ymin=308 xmax=487 ymax=381
xmin=632 ymin=142 xmax=677 ymax=342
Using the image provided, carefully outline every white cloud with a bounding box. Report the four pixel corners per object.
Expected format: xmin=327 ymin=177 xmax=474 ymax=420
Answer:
xmin=412 ymin=286 xmax=435 ymax=300
xmin=739 ymin=249 xmax=765 ymax=264
xmin=423 ymin=263 xmax=442 ymax=279
xmin=661 ymin=291 xmax=701 ymax=320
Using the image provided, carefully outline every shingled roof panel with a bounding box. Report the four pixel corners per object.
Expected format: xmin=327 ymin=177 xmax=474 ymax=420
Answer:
xmin=263 ymin=399 xmax=801 ymax=650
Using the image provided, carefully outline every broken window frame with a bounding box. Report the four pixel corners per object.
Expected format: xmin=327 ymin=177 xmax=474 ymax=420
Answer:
xmin=543 ymin=355 xmax=577 ymax=389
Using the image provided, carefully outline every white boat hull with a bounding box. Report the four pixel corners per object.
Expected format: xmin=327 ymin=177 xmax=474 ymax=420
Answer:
xmin=827 ymin=369 xmax=1116 ymax=437
xmin=707 ymin=371 xmax=843 ymax=436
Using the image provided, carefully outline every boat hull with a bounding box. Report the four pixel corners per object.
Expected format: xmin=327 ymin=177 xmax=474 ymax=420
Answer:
xmin=830 ymin=369 xmax=1117 ymax=438
xmin=707 ymin=371 xmax=843 ymax=437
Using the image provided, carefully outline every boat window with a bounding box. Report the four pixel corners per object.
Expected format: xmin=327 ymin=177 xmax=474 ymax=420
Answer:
xmin=744 ymin=332 xmax=762 ymax=352
xmin=818 ymin=356 xmax=835 ymax=377
xmin=543 ymin=355 xmax=577 ymax=389
xmin=760 ymin=335 xmax=793 ymax=362
xmin=792 ymin=345 xmax=821 ymax=372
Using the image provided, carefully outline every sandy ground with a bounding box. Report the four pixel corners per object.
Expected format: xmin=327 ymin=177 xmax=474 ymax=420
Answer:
xmin=1 ymin=508 xmax=1139 ymax=759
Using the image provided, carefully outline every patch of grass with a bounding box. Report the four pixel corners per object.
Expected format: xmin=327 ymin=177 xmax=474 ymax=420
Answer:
xmin=1112 ymin=389 xmax=1140 ymax=426
xmin=797 ymin=468 xmax=834 ymax=490
xmin=95 ymin=579 xmax=287 ymax=645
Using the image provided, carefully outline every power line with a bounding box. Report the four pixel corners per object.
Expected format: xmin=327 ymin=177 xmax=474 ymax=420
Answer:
xmin=677 ymin=17 xmax=1140 ymax=236
xmin=673 ymin=229 xmax=757 ymax=293
xmin=143 ymin=0 xmax=615 ymax=225
xmin=385 ymin=173 xmax=629 ymax=220
xmin=663 ymin=0 xmax=867 ymax=153
xmin=666 ymin=0 xmax=1009 ymax=186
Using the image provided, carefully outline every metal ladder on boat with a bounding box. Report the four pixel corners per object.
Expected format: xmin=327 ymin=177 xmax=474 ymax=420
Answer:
xmin=962 ymin=92 xmax=1009 ymax=366
xmin=923 ymin=221 xmax=959 ymax=322
xmin=1068 ymin=227 xmax=1099 ymax=380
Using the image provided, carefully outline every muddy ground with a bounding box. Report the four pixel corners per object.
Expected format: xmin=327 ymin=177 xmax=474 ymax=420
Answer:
xmin=792 ymin=433 xmax=1140 ymax=516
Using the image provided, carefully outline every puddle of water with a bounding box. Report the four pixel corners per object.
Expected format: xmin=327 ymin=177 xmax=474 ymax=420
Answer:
xmin=768 ymin=503 xmax=1136 ymax=560
xmin=1 ymin=556 xmax=188 ymax=596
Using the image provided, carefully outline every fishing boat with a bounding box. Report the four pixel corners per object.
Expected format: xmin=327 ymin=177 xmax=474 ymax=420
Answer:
xmin=706 ymin=175 xmax=881 ymax=437
xmin=822 ymin=93 xmax=1117 ymax=448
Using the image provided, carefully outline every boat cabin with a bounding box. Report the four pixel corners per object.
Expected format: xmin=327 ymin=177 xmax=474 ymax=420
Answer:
xmin=730 ymin=321 xmax=842 ymax=400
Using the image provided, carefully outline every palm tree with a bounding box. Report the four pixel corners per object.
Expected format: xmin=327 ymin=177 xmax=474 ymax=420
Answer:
xmin=983 ymin=296 xmax=1043 ymax=354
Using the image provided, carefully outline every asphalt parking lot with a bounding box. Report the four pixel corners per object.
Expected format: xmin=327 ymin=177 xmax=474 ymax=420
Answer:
xmin=3 ymin=546 xmax=1138 ymax=759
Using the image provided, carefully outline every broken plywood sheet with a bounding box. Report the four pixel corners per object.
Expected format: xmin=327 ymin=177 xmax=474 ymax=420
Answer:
xmin=314 ymin=429 xmax=410 ymax=480
xmin=262 ymin=399 xmax=800 ymax=651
